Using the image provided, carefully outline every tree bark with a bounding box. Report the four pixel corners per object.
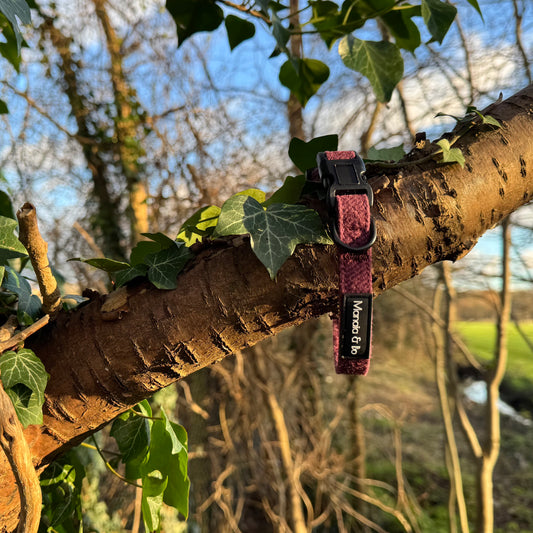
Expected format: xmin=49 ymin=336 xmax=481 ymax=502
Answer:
xmin=0 ymin=85 xmax=531 ymax=529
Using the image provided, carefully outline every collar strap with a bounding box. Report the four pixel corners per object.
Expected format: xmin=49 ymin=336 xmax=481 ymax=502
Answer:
xmin=315 ymin=151 xmax=375 ymax=375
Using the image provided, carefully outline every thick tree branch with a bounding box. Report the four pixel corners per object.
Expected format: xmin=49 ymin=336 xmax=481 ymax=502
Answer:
xmin=0 ymin=85 xmax=531 ymax=529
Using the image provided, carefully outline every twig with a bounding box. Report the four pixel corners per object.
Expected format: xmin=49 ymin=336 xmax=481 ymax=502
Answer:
xmin=17 ymin=203 xmax=62 ymax=315
xmin=131 ymin=485 xmax=142 ymax=533
xmin=1 ymin=81 xmax=96 ymax=145
xmin=218 ymin=0 xmax=271 ymax=23
xmin=0 ymin=316 xmax=18 ymax=343
xmin=73 ymin=221 xmax=104 ymax=257
xmin=88 ymin=437 xmax=142 ymax=488
xmin=0 ymin=315 xmax=50 ymax=354
xmin=391 ymin=286 xmax=482 ymax=370
xmin=0 ymin=381 xmax=41 ymax=532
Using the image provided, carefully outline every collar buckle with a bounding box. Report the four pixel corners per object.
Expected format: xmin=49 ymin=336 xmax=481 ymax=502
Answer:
xmin=315 ymin=152 xmax=376 ymax=253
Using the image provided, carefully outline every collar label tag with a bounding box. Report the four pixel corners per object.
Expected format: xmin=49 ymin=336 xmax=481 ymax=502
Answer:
xmin=340 ymin=294 xmax=372 ymax=359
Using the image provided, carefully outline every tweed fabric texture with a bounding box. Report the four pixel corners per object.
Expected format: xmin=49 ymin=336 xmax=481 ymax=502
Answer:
xmin=325 ymin=151 xmax=373 ymax=375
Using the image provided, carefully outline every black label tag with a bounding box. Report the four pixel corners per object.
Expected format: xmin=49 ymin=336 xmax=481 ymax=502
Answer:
xmin=340 ymin=294 xmax=372 ymax=359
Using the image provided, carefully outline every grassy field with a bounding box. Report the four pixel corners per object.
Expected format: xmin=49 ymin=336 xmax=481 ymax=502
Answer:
xmin=456 ymin=321 xmax=533 ymax=379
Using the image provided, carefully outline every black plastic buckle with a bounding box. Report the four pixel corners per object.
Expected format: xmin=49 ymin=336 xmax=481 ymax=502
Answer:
xmin=315 ymin=152 xmax=376 ymax=253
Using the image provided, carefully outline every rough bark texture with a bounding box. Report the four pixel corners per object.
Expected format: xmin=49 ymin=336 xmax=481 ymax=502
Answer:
xmin=0 ymin=86 xmax=531 ymax=529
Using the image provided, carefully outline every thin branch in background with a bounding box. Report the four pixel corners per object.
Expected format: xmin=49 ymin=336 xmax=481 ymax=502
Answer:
xmin=267 ymin=391 xmax=307 ymax=533
xmin=131 ymin=485 xmax=142 ymax=533
xmin=432 ymin=265 xmax=470 ymax=533
xmin=392 ymin=286 xmax=482 ymax=371
xmin=218 ymin=0 xmax=271 ymax=23
xmin=360 ymin=101 xmax=383 ymax=157
xmin=512 ymin=0 xmax=532 ymax=84
xmin=1 ymin=81 xmax=95 ymax=145
xmin=396 ymin=80 xmax=416 ymax=143
xmin=454 ymin=14 xmax=477 ymax=105
xmin=477 ymin=217 xmax=512 ymax=533
xmin=73 ymin=221 xmax=104 ymax=257
xmin=511 ymin=314 xmax=533 ymax=352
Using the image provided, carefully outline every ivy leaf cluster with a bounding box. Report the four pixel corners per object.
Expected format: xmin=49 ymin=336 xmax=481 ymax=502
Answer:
xmin=40 ymin=453 xmax=85 ymax=531
xmin=111 ymin=401 xmax=189 ymax=530
xmin=71 ymin=233 xmax=193 ymax=290
xmin=0 ymin=191 xmax=50 ymax=428
xmin=163 ymin=0 xmax=482 ymax=107
xmin=77 ymin=134 xmax=340 ymax=285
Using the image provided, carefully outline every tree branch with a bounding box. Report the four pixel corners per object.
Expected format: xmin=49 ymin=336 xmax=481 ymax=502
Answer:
xmin=17 ymin=203 xmax=62 ymax=315
xmin=0 ymin=84 xmax=531 ymax=530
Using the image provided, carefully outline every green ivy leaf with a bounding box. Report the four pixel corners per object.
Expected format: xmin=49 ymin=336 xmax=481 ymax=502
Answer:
xmin=130 ymin=240 xmax=162 ymax=266
xmin=271 ymin=11 xmax=291 ymax=58
xmin=5 ymin=383 xmax=43 ymax=426
xmin=145 ymin=243 xmax=192 ymax=290
xmin=465 ymin=107 xmax=502 ymax=128
xmin=309 ymin=0 xmax=365 ymax=48
xmin=142 ymin=232 xmax=177 ymax=248
xmin=0 ymin=348 xmax=49 ymax=427
xmin=214 ymin=196 xmax=332 ymax=278
xmin=279 ymin=58 xmax=330 ymax=107
xmin=381 ymin=6 xmax=421 ymax=52
xmin=0 ymin=266 xmax=4 ymax=284
xmin=2 ymin=267 xmax=42 ymax=324
xmin=141 ymin=410 xmax=189 ymax=518
xmin=466 ymin=0 xmax=482 ymax=17
xmin=288 ymin=134 xmax=338 ymax=172
xmin=0 ymin=0 xmax=31 ymax=52
xmin=0 ymin=190 xmax=15 ymax=219
xmin=177 ymin=205 xmax=221 ymax=246
xmin=166 ymin=0 xmax=224 ymax=46
xmin=40 ymin=462 xmax=75 ymax=487
xmin=264 ymin=175 xmax=306 ymax=206
xmin=111 ymin=410 xmax=151 ymax=463
xmin=479 ymin=114 xmax=501 ymax=128
xmin=0 ymin=215 xmax=27 ymax=262
xmin=436 ymin=139 xmax=465 ymax=168
xmin=366 ymin=144 xmax=405 ymax=161
xmin=142 ymin=470 xmax=168 ymax=532
xmin=339 ymin=35 xmax=403 ymax=103
xmin=235 ymin=188 xmax=267 ymax=203
xmin=0 ymin=99 xmax=8 ymax=114
xmin=421 ymin=0 xmax=457 ymax=44
xmin=68 ymin=257 xmax=130 ymax=272
xmin=115 ymin=264 xmax=149 ymax=287
xmin=40 ymin=452 xmax=84 ymax=530
xmin=225 ymin=15 xmax=255 ymax=50
xmin=0 ymin=15 xmax=23 ymax=71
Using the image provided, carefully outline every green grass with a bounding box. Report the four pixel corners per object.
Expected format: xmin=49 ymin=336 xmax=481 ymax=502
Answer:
xmin=456 ymin=321 xmax=533 ymax=378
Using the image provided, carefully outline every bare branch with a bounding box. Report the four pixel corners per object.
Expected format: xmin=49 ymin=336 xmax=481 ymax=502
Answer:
xmin=16 ymin=203 xmax=61 ymax=315
xmin=0 ymin=316 xmax=51 ymax=354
